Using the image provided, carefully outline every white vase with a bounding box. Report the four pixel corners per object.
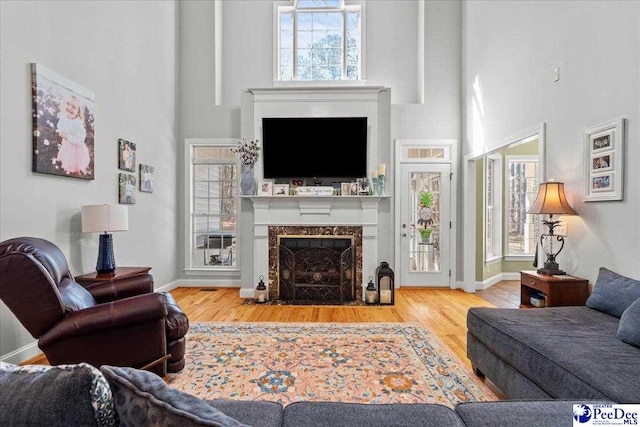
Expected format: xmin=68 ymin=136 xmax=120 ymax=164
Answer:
xmin=240 ymin=163 xmax=256 ymax=195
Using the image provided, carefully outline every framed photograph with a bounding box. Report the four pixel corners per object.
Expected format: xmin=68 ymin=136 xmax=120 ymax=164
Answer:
xmin=584 ymin=118 xmax=625 ymax=202
xmin=119 ymin=173 xmax=136 ymax=204
xmin=357 ymin=178 xmax=370 ymax=195
xmin=258 ymin=181 xmax=273 ymax=196
xmin=118 ymin=139 xmax=136 ymax=172
xmin=290 ymin=179 xmax=304 ymax=188
xmin=139 ymin=164 xmax=154 ymax=193
xmin=273 ymin=184 xmax=289 ymax=196
xmin=341 ymin=182 xmax=351 ymax=196
xmin=31 ymin=63 xmax=95 ymax=180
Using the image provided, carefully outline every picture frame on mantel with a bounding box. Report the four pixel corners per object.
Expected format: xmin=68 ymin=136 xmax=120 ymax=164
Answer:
xmin=583 ymin=118 xmax=625 ymax=202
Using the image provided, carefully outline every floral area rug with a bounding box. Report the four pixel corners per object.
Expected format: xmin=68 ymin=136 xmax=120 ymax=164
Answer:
xmin=166 ymin=322 xmax=496 ymax=407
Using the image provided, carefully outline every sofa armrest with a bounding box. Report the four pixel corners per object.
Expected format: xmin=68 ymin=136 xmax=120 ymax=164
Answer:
xmin=39 ymin=293 xmax=167 ymax=347
xmin=80 ymin=274 xmax=154 ymax=303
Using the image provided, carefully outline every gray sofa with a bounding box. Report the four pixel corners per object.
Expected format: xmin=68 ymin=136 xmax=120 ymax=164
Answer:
xmin=0 ymin=361 xmax=598 ymax=427
xmin=467 ymin=267 xmax=640 ymax=402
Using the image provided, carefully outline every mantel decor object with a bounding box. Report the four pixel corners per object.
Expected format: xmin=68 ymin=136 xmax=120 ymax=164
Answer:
xmin=231 ymin=138 xmax=260 ymax=196
xmin=81 ymin=204 xmax=129 ymax=274
xmin=527 ymin=181 xmax=577 ymax=275
xmin=377 ymin=164 xmax=386 ymax=196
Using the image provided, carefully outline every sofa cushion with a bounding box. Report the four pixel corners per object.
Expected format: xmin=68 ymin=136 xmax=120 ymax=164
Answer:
xmin=467 ymin=306 xmax=640 ymax=403
xmin=281 ymin=401 xmax=465 ymax=427
xmin=586 ymin=267 xmax=640 ymax=318
xmin=101 ymin=365 xmax=250 ymax=427
xmin=455 ymin=400 xmax=608 ymax=427
xmin=0 ymin=361 xmax=117 ymax=426
xmin=618 ymin=298 xmax=640 ymax=348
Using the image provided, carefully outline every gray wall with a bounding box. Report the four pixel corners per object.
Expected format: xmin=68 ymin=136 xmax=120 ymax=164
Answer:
xmin=178 ymin=0 xmax=463 ymax=281
xmin=0 ymin=1 xmax=179 ymax=361
xmin=463 ymin=0 xmax=640 ymax=283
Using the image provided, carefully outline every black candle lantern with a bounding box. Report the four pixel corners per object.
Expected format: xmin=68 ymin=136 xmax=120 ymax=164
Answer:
xmin=255 ymin=275 xmax=267 ymax=303
xmin=376 ymin=261 xmax=394 ymax=305
xmin=365 ymin=276 xmax=377 ymax=304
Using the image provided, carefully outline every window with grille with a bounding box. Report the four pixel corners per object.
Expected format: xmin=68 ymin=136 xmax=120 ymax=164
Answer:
xmin=276 ymin=0 xmax=363 ymax=81
xmin=485 ymin=155 xmax=502 ymax=261
xmin=505 ymin=156 xmax=539 ymax=257
xmin=189 ymin=145 xmax=237 ymax=270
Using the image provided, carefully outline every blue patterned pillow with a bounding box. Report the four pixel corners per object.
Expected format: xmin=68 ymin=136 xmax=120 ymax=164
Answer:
xmin=618 ymin=298 xmax=640 ymax=348
xmin=0 ymin=362 xmax=117 ymax=426
xmin=100 ymin=365 xmax=249 ymax=427
xmin=586 ymin=267 xmax=640 ymax=318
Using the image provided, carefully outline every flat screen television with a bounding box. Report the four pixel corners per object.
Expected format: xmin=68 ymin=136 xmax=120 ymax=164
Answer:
xmin=262 ymin=117 xmax=367 ymax=179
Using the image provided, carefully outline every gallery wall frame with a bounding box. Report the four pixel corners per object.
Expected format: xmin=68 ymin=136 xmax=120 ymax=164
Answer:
xmin=31 ymin=63 xmax=95 ymax=180
xmin=583 ymin=118 xmax=625 ymax=202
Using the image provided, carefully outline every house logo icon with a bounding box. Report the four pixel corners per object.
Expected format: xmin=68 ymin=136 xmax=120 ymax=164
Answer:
xmin=573 ymin=404 xmax=593 ymax=423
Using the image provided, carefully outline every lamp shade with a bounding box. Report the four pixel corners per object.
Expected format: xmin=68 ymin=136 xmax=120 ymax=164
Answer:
xmin=81 ymin=204 xmax=129 ymax=233
xmin=528 ymin=181 xmax=577 ymax=216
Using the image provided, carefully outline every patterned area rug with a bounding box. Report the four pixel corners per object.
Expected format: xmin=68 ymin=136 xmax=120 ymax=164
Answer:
xmin=166 ymin=322 xmax=496 ymax=407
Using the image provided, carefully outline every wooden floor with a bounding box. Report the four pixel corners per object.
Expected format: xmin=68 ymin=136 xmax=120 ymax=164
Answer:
xmin=25 ymin=281 xmax=520 ymax=396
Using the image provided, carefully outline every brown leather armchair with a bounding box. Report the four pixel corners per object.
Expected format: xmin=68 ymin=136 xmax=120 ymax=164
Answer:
xmin=0 ymin=237 xmax=189 ymax=376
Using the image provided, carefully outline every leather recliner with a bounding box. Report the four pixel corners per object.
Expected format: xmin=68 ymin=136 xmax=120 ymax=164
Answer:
xmin=0 ymin=237 xmax=189 ymax=376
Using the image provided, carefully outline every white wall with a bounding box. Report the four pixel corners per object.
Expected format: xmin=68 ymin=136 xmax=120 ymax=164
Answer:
xmin=0 ymin=0 xmax=179 ymax=361
xmin=178 ymin=0 xmax=462 ymax=281
xmin=462 ymin=0 xmax=640 ymax=284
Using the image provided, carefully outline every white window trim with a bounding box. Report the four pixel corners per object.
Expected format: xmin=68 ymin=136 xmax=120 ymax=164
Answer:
xmin=272 ymin=0 xmax=367 ymax=85
xmin=184 ymin=138 xmax=241 ymax=274
xmin=484 ymin=153 xmax=502 ymax=262
xmin=504 ymin=154 xmax=538 ymax=258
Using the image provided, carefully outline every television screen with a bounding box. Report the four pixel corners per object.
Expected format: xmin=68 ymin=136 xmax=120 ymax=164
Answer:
xmin=262 ymin=117 xmax=367 ymax=179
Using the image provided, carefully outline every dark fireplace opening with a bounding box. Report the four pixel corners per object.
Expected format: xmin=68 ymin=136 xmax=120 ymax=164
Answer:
xmin=278 ymin=237 xmax=355 ymax=304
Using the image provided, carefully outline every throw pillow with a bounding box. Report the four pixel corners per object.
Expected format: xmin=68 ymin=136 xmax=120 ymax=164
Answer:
xmin=100 ymin=365 xmax=249 ymax=427
xmin=586 ymin=267 xmax=640 ymax=318
xmin=0 ymin=361 xmax=117 ymax=426
xmin=617 ymin=298 xmax=640 ymax=348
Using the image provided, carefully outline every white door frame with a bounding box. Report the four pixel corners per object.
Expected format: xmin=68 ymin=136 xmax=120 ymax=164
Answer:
xmin=394 ymin=139 xmax=458 ymax=289
xmin=462 ymin=123 xmax=546 ymax=293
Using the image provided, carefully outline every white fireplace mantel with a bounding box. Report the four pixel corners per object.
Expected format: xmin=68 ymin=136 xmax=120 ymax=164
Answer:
xmin=240 ymin=195 xmax=390 ymax=300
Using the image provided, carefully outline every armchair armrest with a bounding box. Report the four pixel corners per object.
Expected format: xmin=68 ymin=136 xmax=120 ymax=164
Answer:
xmin=39 ymin=292 xmax=168 ymax=347
xmin=80 ymin=274 xmax=154 ymax=303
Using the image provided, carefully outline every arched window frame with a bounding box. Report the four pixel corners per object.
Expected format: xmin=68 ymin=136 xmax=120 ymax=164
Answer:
xmin=273 ymin=0 xmax=366 ymax=85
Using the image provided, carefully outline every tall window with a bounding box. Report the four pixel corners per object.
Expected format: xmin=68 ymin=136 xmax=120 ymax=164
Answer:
xmin=189 ymin=145 xmax=237 ymax=270
xmin=505 ymin=156 xmax=539 ymax=257
xmin=485 ymin=155 xmax=502 ymax=261
xmin=277 ymin=0 xmax=362 ymax=81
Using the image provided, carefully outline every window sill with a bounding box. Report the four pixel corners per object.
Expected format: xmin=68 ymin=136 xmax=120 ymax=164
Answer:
xmin=504 ymin=255 xmax=535 ymax=262
xmin=272 ymin=79 xmax=367 ymax=88
xmin=484 ymin=256 xmax=502 ymax=266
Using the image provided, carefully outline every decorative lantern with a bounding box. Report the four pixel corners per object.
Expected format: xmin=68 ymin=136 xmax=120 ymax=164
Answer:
xmin=365 ymin=276 xmax=377 ymax=304
xmin=255 ymin=275 xmax=268 ymax=303
xmin=376 ymin=262 xmax=394 ymax=305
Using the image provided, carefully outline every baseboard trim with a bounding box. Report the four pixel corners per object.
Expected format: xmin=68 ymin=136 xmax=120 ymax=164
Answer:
xmin=476 ymin=272 xmax=520 ymax=291
xmin=0 ymin=341 xmax=41 ymax=365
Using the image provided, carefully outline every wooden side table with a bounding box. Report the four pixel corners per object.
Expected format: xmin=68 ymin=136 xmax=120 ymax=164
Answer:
xmin=75 ymin=266 xmax=151 ymax=284
xmin=520 ymin=270 xmax=589 ymax=308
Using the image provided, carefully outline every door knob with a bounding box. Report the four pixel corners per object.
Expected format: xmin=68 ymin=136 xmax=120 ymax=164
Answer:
xmin=401 ymin=233 xmax=407 ymax=237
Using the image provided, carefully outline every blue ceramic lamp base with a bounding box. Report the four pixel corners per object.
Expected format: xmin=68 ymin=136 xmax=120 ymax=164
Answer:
xmin=96 ymin=233 xmax=117 ymax=274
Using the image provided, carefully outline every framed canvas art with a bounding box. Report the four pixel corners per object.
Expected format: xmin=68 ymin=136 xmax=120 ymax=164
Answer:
xmin=119 ymin=173 xmax=136 ymax=204
xmin=584 ymin=118 xmax=625 ymax=202
xmin=118 ymin=139 xmax=136 ymax=172
xmin=139 ymin=164 xmax=154 ymax=193
xmin=31 ymin=63 xmax=95 ymax=180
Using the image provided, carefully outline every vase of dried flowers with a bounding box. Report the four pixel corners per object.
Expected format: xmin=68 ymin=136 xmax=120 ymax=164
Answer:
xmin=231 ymin=138 xmax=260 ymax=196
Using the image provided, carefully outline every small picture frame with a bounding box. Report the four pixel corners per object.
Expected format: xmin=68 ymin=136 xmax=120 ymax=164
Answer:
xmin=341 ymin=182 xmax=351 ymax=196
xmin=258 ymin=181 xmax=273 ymax=196
xmin=139 ymin=164 xmax=154 ymax=193
xmin=584 ymin=118 xmax=625 ymax=202
xmin=273 ymin=183 xmax=289 ymax=196
xmin=119 ymin=173 xmax=136 ymax=204
xmin=118 ymin=139 xmax=136 ymax=172
xmin=290 ymin=179 xmax=304 ymax=188
xmin=357 ymin=178 xmax=370 ymax=195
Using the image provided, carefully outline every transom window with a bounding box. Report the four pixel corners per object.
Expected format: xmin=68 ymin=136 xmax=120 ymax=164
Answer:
xmin=276 ymin=0 xmax=362 ymax=81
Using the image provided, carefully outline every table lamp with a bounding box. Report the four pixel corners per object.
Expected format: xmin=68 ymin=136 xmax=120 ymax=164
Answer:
xmin=81 ymin=204 xmax=129 ymax=274
xmin=527 ymin=181 xmax=577 ymax=275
